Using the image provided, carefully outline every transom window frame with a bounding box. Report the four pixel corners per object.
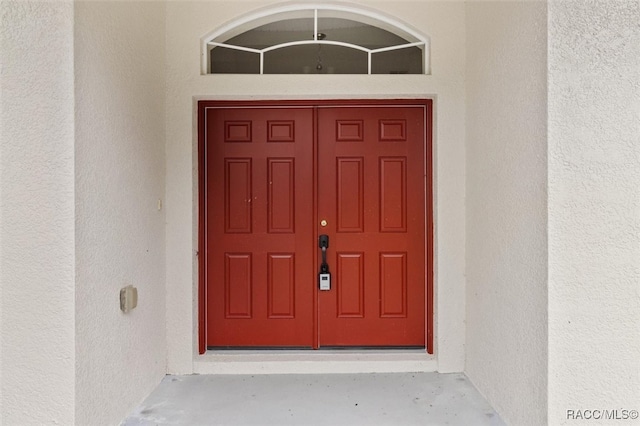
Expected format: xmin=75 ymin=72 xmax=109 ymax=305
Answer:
xmin=200 ymin=3 xmax=431 ymax=75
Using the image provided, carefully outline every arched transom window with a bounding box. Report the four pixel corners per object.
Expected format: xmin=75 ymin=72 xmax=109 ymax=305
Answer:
xmin=201 ymin=4 xmax=430 ymax=75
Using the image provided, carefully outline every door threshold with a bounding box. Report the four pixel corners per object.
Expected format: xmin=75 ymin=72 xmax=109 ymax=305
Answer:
xmin=195 ymin=349 xmax=437 ymax=375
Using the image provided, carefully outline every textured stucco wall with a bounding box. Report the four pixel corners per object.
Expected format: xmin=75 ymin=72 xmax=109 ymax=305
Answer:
xmin=548 ymin=1 xmax=640 ymax=424
xmin=0 ymin=1 xmax=76 ymax=424
xmin=74 ymin=2 xmax=166 ymax=424
xmin=165 ymin=0 xmax=467 ymax=374
xmin=465 ymin=2 xmax=548 ymax=425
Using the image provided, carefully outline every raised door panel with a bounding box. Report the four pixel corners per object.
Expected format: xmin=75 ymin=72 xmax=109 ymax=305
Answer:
xmin=336 ymin=158 xmax=364 ymax=232
xmin=336 ymin=253 xmax=365 ymax=318
xmin=267 ymin=158 xmax=295 ymax=233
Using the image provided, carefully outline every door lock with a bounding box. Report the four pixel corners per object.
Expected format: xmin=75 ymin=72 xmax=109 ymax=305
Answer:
xmin=318 ymin=234 xmax=331 ymax=290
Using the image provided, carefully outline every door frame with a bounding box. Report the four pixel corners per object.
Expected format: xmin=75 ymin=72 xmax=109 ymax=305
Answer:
xmin=197 ymin=99 xmax=433 ymax=354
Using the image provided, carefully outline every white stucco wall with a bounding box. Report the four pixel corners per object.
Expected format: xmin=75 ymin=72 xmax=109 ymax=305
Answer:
xmin=0 ymin=1 xmax=76 ymax=424
xmin=165 ymin=0 xmax=467 ymax=374
xmin=465 ymin=2 xmax=548 ymax=425
xmin=548 ymin=1 xmax=640 ymax=424
xmin=74 ymin=2 xmax=167 ymax=424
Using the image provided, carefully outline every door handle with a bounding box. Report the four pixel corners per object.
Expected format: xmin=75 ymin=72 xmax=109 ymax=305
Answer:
xmin=318 ymin=235 xmax=331 ymax=290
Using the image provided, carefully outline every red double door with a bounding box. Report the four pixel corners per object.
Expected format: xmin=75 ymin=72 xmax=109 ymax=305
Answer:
xmin=203 ymin=102 xmax=429 ymax=349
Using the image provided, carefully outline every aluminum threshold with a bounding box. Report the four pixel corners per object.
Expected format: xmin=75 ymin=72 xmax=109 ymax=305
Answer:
xmin=195 ymin=349 xmax=437 ymax=375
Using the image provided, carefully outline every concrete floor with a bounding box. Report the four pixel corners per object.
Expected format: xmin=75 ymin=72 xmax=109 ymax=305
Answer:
xmin=122 ymin=373 xmax=505 ymax=426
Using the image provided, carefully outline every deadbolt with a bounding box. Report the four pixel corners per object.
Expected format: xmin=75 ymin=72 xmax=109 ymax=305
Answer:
xmin=320 ymin=220 xmax=327 ymax=227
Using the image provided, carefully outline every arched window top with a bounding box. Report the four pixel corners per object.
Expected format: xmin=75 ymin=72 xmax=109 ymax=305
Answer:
xmin=201 ymin=3 xmax=430 ymax=75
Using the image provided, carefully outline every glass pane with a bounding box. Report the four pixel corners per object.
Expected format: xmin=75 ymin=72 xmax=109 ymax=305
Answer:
xmin=371 ymin=47 xmax=423 ymax=74
xmin=224 ymin=18 xmax=315 ymax=49
xmin=210 ymin=47 xmax=260 ymax=74
xmin=317 ymin=17 xmax=410 ymax=49
xmin=264 ymin=44 xmax=367 ymax=74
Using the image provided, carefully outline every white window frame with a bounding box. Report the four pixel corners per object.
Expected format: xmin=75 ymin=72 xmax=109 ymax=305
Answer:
xmin=200 ymin=4 xmax=431 ymax=75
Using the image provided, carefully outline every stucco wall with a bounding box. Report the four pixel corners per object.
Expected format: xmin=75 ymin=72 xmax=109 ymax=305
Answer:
xmin=548 ymin=1 xmax=640 ymax=424
xmin=74 ymin=2 xmax=166 ymax=424
xmin=165 ymin=0 xmax=467 ymax=373
xmin=465 ymin=2 xmax=548 ymax=425
xmin=0 ymin=2 xmax=76 ymax=424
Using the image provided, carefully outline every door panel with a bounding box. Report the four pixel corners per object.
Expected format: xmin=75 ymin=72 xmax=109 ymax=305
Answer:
xmin=206 ymin=107 xmax=315 ymax=347
xmin=317 ymin=107 xmax=425 ymax=347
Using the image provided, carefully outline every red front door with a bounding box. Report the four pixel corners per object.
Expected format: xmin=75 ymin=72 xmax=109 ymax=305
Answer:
xmin=205 ymin=107 xmax=315 ymax=347
xmin=201 ymin=101 xmax=430 ymax=349
xmin=317 ymin=107 xmax=425 ymax=347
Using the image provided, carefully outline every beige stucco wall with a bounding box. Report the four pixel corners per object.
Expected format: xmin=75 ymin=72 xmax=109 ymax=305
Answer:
xmin=0 ymin=2 xmax=76 ymax=424
xmin=548 ymin=1 xmax=640 ymax=424
xmin=165 ymin=0 xmax=467 ymax=374
xmin=74 ymin=2 xmax=167 ymax=424
xmin=465 ymin=2 xmax=548 ymax=425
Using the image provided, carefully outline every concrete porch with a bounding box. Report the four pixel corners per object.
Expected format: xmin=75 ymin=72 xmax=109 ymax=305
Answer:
xmin=122 ymin=372 xmax=504 ymax=425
